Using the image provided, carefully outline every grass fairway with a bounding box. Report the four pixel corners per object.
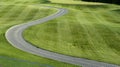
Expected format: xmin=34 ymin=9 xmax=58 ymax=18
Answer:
xmin=24 ymin=0 xmax=120 ymax=65
xmin=0 ymin=1 xmax=79 ymax=67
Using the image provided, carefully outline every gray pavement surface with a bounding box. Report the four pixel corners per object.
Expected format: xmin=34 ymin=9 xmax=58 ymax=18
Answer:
xmin=5 ymin=7 xmax=120 ymax=67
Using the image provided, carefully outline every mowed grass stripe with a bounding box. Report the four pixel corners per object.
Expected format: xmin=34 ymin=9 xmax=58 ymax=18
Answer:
xmin=96 ymin=12 xmax=120 ymax=39
xmin=0 ymin=5 xmax=19 ymax=21
xmin=91 ymin=12 xmax=120 ymax=55
xmin=57 ymin=18 xmax=72 ymax=53
xmin=73 ymin=11 xmax=92 ymax=57
xmin=18 ymin=6 xmax=48 ymax=22
xmin=79 ymin=9 xmax=119 ymax=57
xmin=57 ymin=11 xmax=84 ymax=55
xmin=84 ymin=9 xmax=120 ymax=62
xmin=0 ymin=5 xmax=14 ymax=18
xmin=75 ymin=11 xmax=100 ymax=58
xmin=69 ymin=11 xmax=87 ymax=56
xmin=104 ymin=11 xmax=120 ymax=24
xmin=15 ymin=6 xmax=33 ymax=22
xmin=7 ymin=6 xmax=26 ymax=21
xmin=2 ymin=0 xmax=23 ymax=4
xmin=90 ymin=10 xmax=120 ymax=44
xmin=0 ymin=5 xmax=27 ymax=25
xmin=59 ymin=18 xmax=73 ymax=54
xmin=0 ymin=5 xmax=9 ymax=12
xmin=23 ymin=8 xmax=39 ymax=22
xmin=32 ymin=9 xmax=42 ymax=20
xmin=93 ymin=25 xmax=120 ymax=62
xmin=63 ymin=21 xmax=71 ymax=54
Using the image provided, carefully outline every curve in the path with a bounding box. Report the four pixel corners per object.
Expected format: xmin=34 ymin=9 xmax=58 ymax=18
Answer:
xmin=5 ymin=6 xmax=120 ymax=67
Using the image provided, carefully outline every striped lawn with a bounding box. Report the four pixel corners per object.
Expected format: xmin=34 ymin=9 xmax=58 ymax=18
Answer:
xmin=0 ymin=3 xmax=78 ymax=67
xmin=24 ymin=3 xmax=120 ymax=65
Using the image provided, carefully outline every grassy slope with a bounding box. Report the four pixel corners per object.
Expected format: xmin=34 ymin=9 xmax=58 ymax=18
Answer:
xmin=24 ymin=0 xmax=120 ymax=65
xmin=0 ymin=0 xmax=78 ymax=67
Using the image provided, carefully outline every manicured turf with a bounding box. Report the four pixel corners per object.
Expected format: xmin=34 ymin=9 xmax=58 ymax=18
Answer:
xmin=24 ymin=0 xmax=120 ymax=65
xmin=0 ymin=1 xmax=78 ymax=67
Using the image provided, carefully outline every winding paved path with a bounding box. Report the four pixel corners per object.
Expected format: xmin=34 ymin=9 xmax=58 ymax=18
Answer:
xmin=5 ymin=6 xmax=120 ymax=67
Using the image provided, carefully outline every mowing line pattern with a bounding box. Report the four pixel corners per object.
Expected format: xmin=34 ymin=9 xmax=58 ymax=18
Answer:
xmin=24 ymin=5 xmax=120 ymax=66
xmin=0 ymin=4 xmax=77 ymax=67
xmin=5 ymin=4 xmax=120 ymax=67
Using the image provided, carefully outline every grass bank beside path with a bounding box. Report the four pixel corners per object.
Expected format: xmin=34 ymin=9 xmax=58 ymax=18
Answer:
xmin=24 ymin=0 xmax=120 ymax=65
xmin=0 ymin=3 xmax=79 ymax=67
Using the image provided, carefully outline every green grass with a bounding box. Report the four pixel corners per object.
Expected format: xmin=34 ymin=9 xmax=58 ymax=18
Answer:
xmin=0 ymin=2 xmax=79 ymax=67
xmin=49 ymin=0 xmax=104 ymax=5
xmin=0 ymin=56 xmax=52 ymax=67
xmin=0 ymin=0 xmax=50 ymax=5
xmin=24 ymin=0 xmax=120 ymax=65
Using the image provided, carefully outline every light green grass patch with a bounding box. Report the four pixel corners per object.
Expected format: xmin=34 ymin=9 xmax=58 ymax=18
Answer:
xmin=50 ymin=0 xmax=104 ymax=5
